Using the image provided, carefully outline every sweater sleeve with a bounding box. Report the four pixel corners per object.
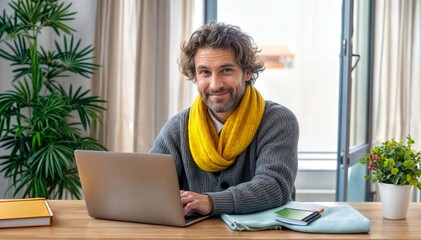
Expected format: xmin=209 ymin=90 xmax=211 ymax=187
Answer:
xmin=149 ymin=109 xmax=189 ymax=176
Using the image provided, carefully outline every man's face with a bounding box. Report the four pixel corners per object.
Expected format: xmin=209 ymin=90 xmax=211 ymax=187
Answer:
xmin=194 ymin=47 xmax=251 ymax=123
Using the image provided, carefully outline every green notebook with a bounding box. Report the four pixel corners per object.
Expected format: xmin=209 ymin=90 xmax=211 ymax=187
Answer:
xmin=275 ymin=207 xmax=323 ymax=226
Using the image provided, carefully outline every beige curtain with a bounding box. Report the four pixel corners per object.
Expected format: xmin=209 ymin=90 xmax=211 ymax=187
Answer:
xmin=372 ymin=0 xmax=421 ymax=149
xmin=92 ymin=0 xmax=196 ymax=152
xmin=168 ymin=0 xmax=198 ymax=118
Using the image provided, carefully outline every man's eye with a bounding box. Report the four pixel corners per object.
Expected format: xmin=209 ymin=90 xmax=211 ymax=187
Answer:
xmin=199 ymin=70 xmax=210 ymax=75
xmin=221 ymin=68 xmax=233 ymax=74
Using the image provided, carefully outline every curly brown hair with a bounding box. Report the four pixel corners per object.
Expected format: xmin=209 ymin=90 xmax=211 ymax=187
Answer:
xmin=178 ymin=22 xmax=265 ymax=85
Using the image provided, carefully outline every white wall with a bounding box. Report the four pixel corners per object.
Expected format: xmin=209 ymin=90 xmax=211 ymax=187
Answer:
xmin=0 ymin=0 xmax=97 ymax=198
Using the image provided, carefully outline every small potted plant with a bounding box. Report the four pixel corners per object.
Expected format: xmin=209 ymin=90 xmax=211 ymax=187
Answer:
xmin=360 ymin=135 xmax=421 ymax=219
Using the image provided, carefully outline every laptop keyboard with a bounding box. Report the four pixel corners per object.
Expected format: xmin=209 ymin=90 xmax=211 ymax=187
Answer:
xmin=185 ymin=211 xmax=204 ymax=224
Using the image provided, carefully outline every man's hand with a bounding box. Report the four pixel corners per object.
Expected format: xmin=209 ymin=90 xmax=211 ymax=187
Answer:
xmin=180 ymin=190 xmax=214 ymax=216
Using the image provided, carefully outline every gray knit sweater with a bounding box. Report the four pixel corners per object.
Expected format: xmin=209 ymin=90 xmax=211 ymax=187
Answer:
xmin=150 ymin=100 xmax=299 ymax=215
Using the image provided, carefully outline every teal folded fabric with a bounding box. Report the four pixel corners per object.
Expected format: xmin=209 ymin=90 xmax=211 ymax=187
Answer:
xmin=221 ymin=201 xmax=371 ymax=233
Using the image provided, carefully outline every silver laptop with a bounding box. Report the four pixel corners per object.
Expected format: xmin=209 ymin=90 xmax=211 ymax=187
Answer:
xmin=74 ymin=150 xmax=210 ymax=227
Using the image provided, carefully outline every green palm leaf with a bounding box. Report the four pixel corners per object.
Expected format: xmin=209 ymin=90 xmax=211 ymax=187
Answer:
xmin=55 ymin=36 xmax=100 ymax=78
xmin=0 ymin=10 xmax=9 ymax=39
xmin=43 ymin=0 xmax=76 ymax=35
xmin=58 ymin=85 xmax=106 ymax=130
xmin=9 ymin=0 xmax=46 ymax=27
xmin=0 ymin=35 xmax=29 ymax=68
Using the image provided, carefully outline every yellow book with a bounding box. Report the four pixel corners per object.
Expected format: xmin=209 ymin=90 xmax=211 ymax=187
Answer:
xmin=0 ymin=198 xmax=53 ymax=228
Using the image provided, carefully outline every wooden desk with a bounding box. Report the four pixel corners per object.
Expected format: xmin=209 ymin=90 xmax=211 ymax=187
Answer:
xmin=1 ymin=201 xmax=420 ymax=239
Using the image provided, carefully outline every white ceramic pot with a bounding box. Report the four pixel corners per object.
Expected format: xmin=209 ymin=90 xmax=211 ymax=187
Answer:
xmin=378 ymin=183 xmax=412 ymax=219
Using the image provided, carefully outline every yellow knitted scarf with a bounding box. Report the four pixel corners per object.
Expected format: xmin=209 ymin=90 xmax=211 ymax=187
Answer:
xmin=188 ymin=86 xmax=265 ymax=172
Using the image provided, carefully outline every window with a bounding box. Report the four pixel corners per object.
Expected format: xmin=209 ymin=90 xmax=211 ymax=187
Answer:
xmin=217 ymin=0 xmax=342 ymax=201
xmin=218 ymin=0 xmax=341 ymax=153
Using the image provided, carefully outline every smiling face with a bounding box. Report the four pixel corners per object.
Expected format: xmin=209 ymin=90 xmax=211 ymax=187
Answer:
xmin=194 ymin=47 xmax=252 ymax=123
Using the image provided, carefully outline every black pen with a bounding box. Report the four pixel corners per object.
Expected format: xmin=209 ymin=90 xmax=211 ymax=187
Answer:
xmin=302 ymin=208 xmax=324 ymax=222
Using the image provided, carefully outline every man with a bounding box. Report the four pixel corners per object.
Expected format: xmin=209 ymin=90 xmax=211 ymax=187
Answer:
xmin=150 ymin=22 xmax=299 ymax=216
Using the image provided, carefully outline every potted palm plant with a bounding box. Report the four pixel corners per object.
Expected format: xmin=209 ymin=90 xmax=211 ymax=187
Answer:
xmin=0 ymin=0 xmax=106 ymax=199
xmin=360 ymin=135 xmax=421 ymax=219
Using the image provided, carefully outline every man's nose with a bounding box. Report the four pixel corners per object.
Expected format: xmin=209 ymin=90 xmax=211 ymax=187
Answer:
xmin=209 ymin=74 xmax=223 ymax=89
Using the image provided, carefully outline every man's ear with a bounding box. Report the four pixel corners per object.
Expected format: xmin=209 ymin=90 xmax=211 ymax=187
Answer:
xmin=245 ymin=70 xmax=252 ymax=82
